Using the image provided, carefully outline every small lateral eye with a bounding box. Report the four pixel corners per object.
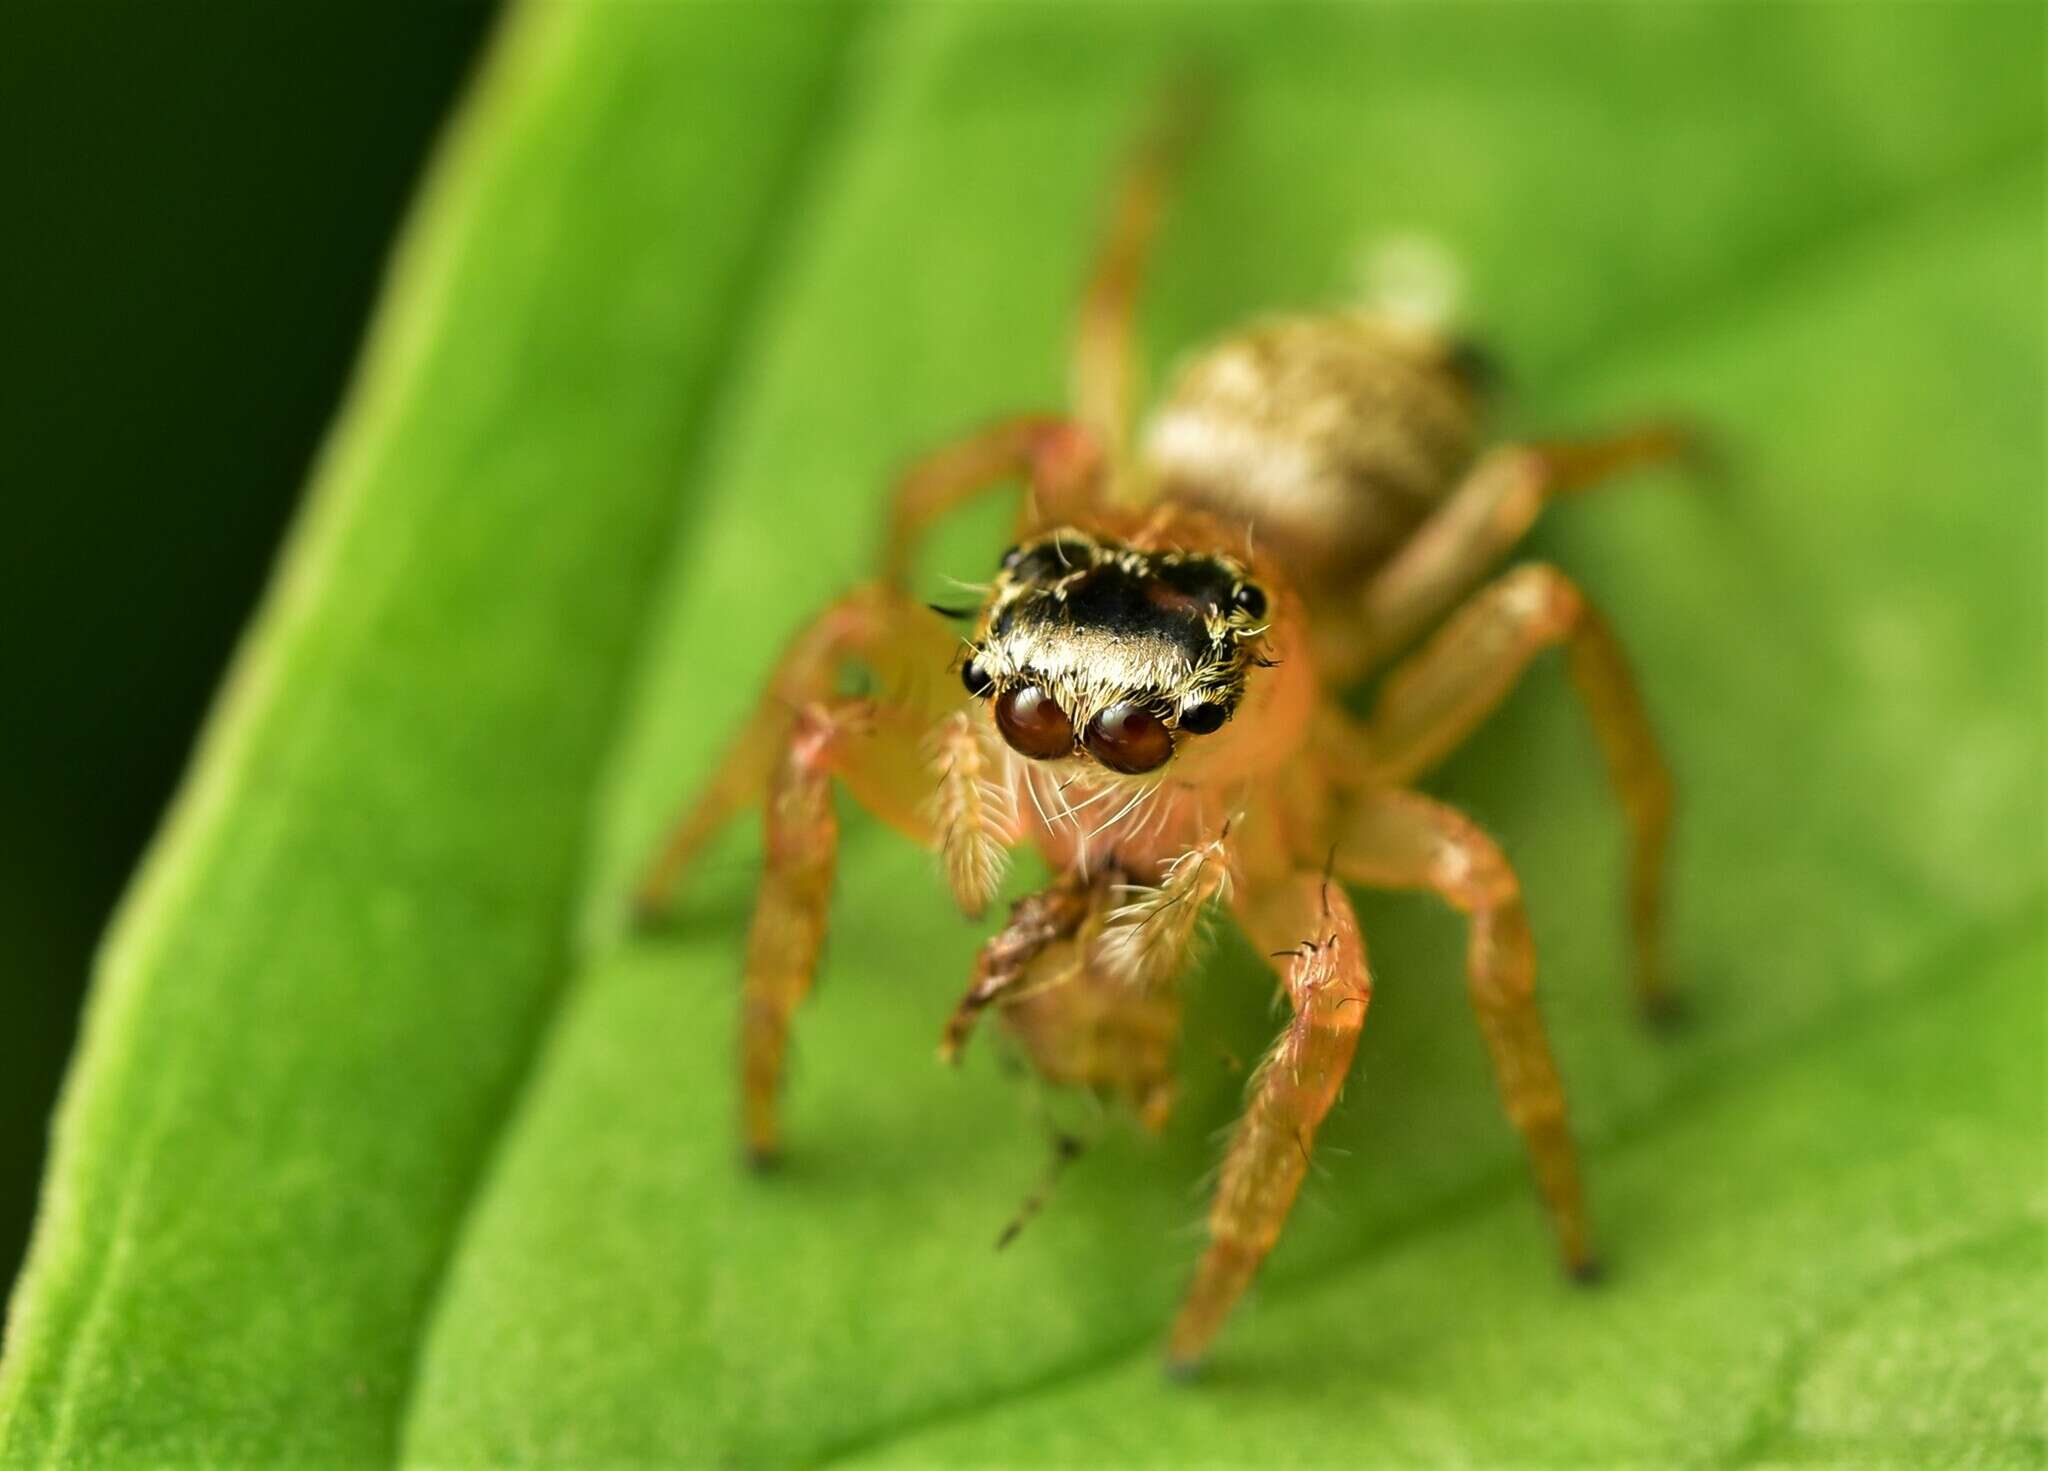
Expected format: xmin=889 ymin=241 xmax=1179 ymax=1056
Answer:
xmin=994 ymin=684 xmax=1075 ymax=760
xmin=998 ymin=543 xmax=1023 ymax=571
xmin=960 ymin=659 xmax=994 ymax=697
xmin=1084 ymin=703 xmax=1174 ymax=774
xmin=1233 ymin=584 xmax=1268 ymax=618
xmin=1178 ymin=702 xmax=1227 ymax=735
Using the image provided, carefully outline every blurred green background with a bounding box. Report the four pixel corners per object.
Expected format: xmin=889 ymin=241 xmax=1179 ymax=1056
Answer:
xmin=0 ymin=2 xmax=492 ymax=1305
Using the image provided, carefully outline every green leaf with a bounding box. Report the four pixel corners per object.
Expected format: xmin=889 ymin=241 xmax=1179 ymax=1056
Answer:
xmin=4 ymin=3 xmax=2042 ymax=1467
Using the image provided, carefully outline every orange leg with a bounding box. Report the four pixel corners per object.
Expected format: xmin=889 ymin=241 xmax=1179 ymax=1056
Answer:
xmin=879 ymin=416 xmax=1105 ymax=587
xmin=1072 ymin=77 xmax=1207 ymax=480
xmin=938 ymin=870 xmax=1096 ymax=1064
xmin=740 ymin=694 xmax=954 ymax=1166
xmin=1167 ymin=870 xmax=1370 ymax=1374
xmin=943 ymin=863 xmax=1184 ymax=1133
xmin=1364 ymin=562 xmax=1674 ymax=1018
xmin=632 ymin=584 xmax=961 ymax=923
xmin=1332 ymin=787 xmax=1595 ymax=1279
xmin=1359 ymin=423 xmax=1691 ymax=668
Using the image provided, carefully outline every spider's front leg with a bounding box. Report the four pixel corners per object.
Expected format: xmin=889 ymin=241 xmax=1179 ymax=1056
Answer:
xmin=937 ymin=868 xmax=1099 ymax=1067
xmin=1168 ymin=869 xmax=1371 ymax=1374
xmin=634 ymin=587 xmax=1016 ymax=1164
xmin=740 ymin=694 xmax=946 ymax=1165
xmin=939 ymin=856 xmax=1194 ymax=1134
xmin=636 ymin=586 xmax=979 ymax=921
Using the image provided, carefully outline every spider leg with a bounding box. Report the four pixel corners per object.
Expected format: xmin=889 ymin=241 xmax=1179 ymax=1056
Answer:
xmin=742 ymin=694 xmax=951 ymax=1166
xmin=1167 ymin=869 xmax=1370 ymax=1374
xmin=939 ymin=870 xmax=1095 ymax=1064
xmin=1330 ymin=787 xmax=1595 ymax=1279
xmin=949 ymin=864 xmax=1185 ymax=1132
xmin=1073 ymin=76 xmax=1207 ymax=480
xmin=1357 ymin=423 xmax=1691 ymax=670
xmin=632 ymin=584 xmax=1026 ymax=1163
xmin=1362 ymin=563 xmax=1673 ymax=1018
xmin=632 ymin=584 xmax=958 ymax=922
xmin=880 ymin=416 xmax=1105 ymax=587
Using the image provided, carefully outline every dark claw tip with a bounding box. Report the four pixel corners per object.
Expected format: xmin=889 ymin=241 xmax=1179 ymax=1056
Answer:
xmin=1568 ymin=1256 xmax=1606 ymax=1287
xmin=1162 ymin=1354 xmax=1205 ymax=1384
xmin=743 ymin=1145 xmax=782 ymax=1174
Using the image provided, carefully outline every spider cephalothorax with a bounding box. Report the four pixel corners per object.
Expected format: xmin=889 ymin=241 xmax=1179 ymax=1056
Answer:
xmin=958 ymin=527 xmax=1271 ymax=774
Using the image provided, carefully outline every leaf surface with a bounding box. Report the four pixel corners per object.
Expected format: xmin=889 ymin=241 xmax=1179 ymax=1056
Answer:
xmin=3 ymin=4 xmax=2042 ymax=1467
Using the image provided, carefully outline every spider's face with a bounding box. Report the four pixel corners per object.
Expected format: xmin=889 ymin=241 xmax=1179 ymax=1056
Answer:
xmin=958 ymin=527 xmax=1275 ymax=777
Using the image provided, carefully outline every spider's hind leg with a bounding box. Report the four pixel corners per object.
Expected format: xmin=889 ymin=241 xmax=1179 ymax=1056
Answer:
xmin=1361 ymin=562 xmax=1674 ymax=1020
xmin=1331 ymin=787 xmax=1595 ymax=1279
xmin=1357 ymin=423 xmax=1692 ymax=670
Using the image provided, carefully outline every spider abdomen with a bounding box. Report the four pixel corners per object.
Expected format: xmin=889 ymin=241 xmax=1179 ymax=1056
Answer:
xmin=1143 ymin=313 xmax=1481 ymax=596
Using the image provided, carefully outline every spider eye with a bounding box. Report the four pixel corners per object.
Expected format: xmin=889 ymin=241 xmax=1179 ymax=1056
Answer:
xmin=960 ymin=659 xmax=994 ymax=697
xmin=994 ymin=684 xmax=1075 ymax=760
xmin=1084 ymin=703 xmax=1173 ymax=774
xmin=1178 ymin=702 xmax=1227 ymax=735
xmin=1233 ymin=584 xmax=1267 ymax=618
xmin=998 ymin=543 xmax=1023 ymax=571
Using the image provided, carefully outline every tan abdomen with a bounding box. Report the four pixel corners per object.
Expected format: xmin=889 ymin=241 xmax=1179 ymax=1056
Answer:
xmin=1142 ymin=314 xmax=1480 ymax=597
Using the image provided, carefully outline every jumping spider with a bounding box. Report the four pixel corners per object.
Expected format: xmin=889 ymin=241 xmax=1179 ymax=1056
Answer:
xmin=637 ymin=95 xmax=1688 ymax=1375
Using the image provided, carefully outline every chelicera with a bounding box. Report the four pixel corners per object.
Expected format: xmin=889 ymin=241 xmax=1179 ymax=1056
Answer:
xmin=636 ymin=90 xmax=1690 ymax=1375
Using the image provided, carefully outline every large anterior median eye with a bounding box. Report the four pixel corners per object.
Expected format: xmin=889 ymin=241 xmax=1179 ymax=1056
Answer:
xmin=1084 ymin=703 xmax=1173 ymax=774
xmin=994 ymin=684 xmax=1075 ymax=759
